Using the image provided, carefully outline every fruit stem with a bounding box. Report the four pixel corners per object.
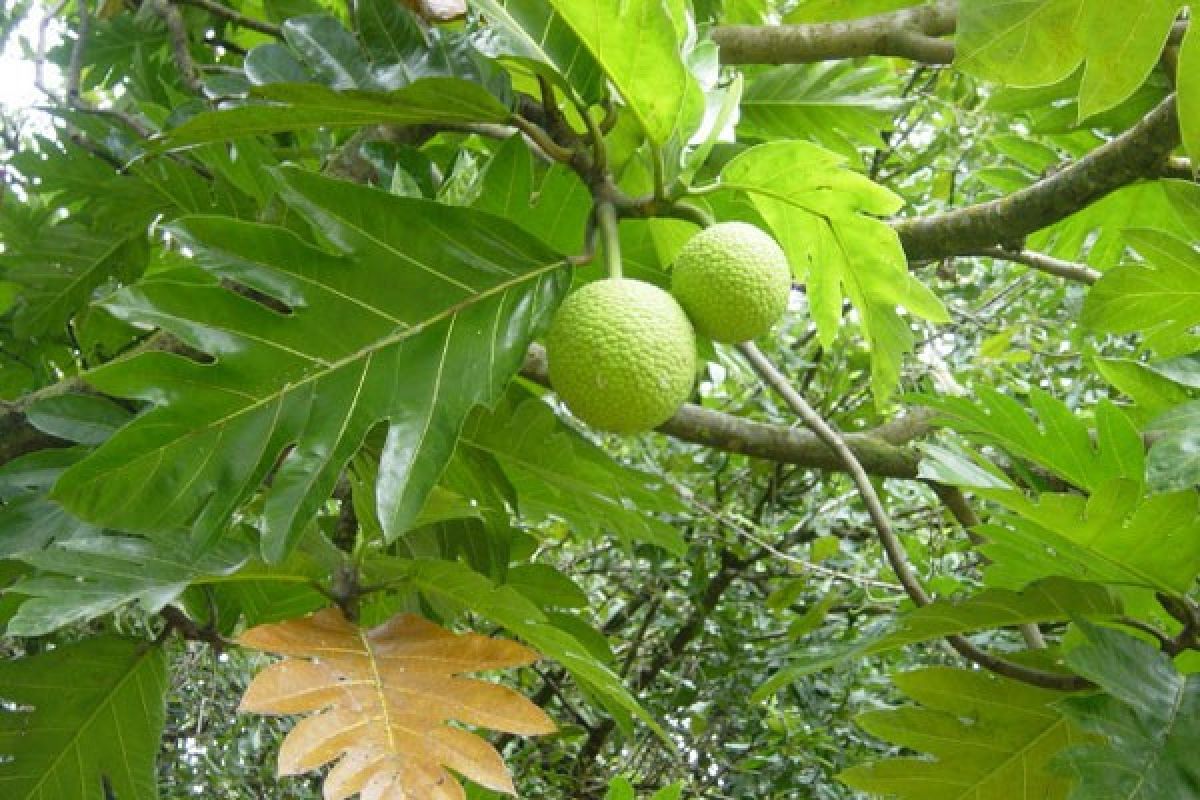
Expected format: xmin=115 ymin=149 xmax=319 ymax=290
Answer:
xmin=596 ymin=200 xmax=622 ymax=280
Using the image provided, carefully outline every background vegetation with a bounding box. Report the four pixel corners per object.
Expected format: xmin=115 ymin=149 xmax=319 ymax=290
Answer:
xmin=0 ymin=0 xmax=1197 ymax=797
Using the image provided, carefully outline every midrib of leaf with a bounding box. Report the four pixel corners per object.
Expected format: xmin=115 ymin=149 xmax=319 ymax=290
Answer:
xmin=954 ymin=716 xmax=1073 ymax=800
xmin=357 ymin=627 xmax=400 ymax=757
xmin=20 ymin=644 xmax=159 ymax=800
xmin=68 ymin=258 xmax=563 ymax=493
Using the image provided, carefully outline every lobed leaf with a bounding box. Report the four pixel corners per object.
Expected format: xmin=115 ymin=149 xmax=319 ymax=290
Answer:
xmin=0 ymin=637 xmax=168 ymax=800
xmin=922 ymin=389 xmax=1145 ymax=493
xmin=238 ymin=608 xmax=555 ymax=799
xmin=543 ymin=0 xmax=702 ymax=146
xmin=1054 ymin=623 xmax=1200 ymax=799
xmin=53 ymin=168 xmax=569 ymax=562
xmin=979 ymin=481 xmax=1200 ymax=596
xmin=839 ymin=665 xmax=1088 ymax=799
xmin=754 ymin=577 xmax=1124 ymax=701
xmin=1083 ymin=228 xmax=1200 ymax=359
xmin=718 ymin=140 xmax=947 ymax=400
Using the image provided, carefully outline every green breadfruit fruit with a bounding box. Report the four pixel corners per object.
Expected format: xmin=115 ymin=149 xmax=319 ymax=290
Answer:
xmin=545 ymin=279 xmax=696 ymax=433
xmin=671 ymin=221 xmax=792 ymax=343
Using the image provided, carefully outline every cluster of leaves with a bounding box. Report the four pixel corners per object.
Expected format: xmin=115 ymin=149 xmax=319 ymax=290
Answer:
xmin=0 ymin=0 xmax=1197 ymax=797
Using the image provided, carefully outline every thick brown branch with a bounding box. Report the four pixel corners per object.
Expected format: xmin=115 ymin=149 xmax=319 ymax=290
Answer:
xmin=895 ymin=94 xmax=1180 ymax=261
xmin=713 ymin=1 xmax=956 ymax=65
xmin=520 ymin=343 xmax=929 ymax=479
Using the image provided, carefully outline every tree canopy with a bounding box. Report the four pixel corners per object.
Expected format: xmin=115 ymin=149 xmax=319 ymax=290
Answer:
xmin=0 ymin=0 xmax=1197 ymax=797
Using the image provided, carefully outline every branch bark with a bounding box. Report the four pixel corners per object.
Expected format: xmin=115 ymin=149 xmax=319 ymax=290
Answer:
xmin=958 ymin=247 xmax=1101 ymax=285
xmin=895 ymin=94 xmax=1180 ymax=261
xmin=520 ymin=343 xmax=930 ymax=479
xmin=713 ymin=1 xmax=956 ymax=65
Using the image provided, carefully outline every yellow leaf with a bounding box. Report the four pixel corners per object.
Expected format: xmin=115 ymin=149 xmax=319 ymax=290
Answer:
xmin=238 ymin=608 xmax=556 ymax=799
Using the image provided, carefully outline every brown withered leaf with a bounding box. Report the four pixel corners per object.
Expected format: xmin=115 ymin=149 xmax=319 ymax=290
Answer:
xmin=238 ymin=608 xmax=556 ymax=799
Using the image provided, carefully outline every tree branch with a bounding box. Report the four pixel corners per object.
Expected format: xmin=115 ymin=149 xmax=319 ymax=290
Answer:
xmin=176 ymin=0 xmax=283 ymax=37
xmin=149 ymin=0 xmax=205 ymax=95
xmin=520 ymin=343 xmax=930 ymax=479
xmin=957 ymin=247 xmax=1101 ymax=285
xmin=738 ymin=341 xmax=1089 ymax=692
xmin=713 ymin=0 xmax=956 ymax=65
xmin=895 ymin=94 xmax=1180 ymax=261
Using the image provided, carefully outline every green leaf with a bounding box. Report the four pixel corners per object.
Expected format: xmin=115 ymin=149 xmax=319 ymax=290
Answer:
xmin=1093 ymin=357 xmax=1190 ymax=423
xmin=754 ymin=578 xmax=1122 ymax=701
xmin=1182 ymin=24 xmax=1200 ymax=164
xmin=392 ymin=556 xmax=671 ymax=745
xmin=2 ymin=227 xmax=147 ymax=338
xmin=1147 ymin=400 xmax=1200 ymax=491
xmin=739 ymin=62 xmax=902 ymax=156
xmin=1084 ymin=229 xmax=1200 ymax=358
xmin=471 ymin=0 xmax=606 ymax=103
xmin=839 ymin=666 xmax=1086 ymax=799
xmin=1029 ymin=180 xmax=1200 ymax=270
xmin=0 ymin=449 xmax=98 ymax=559
xmin=282 ymin=14 xmax=375 ymax=88
xmin=718 ymin=140 xmax=947 ymax=400
xmin=0 ymin=636 xmax=168 ymax=800
xmin=979 ymin=481 xmax=1200 ymax=596
xmin=161 ymin=79 xmax=512 ymax=149
xmin=504 ymin=563 xmax=588 ymax=608
xmin=472 ymin=135 xmax=591 ymax=254
xmin=605 ymin=776 xmax=636 ymax=800
xmin=244 ymin=42 xmax=312 ymax=85
xmin=956 ymin=0 xmax=1085 ymax=88
xmin=1076 ymin=1 xmax=1183 ymax=118
xmin=957 ymin=0 xmax=1182 ymax=119
xmin=24 ymin=394 xmax=133 ymax=445
xmin=923 ymin=389 xmax=1145 ymax=493
xmin=544 ymin=0 xmax=701 ymax=146
xmin=53 ymin=168 xmax=569 ymax=562
xmin=916 ymin=441 xmax=1014 ymax=489
xmin=6 ymin=532 xmax=253 ymax=636
xmin=1055 ymin=623 xmax=1200 ymax=799
xmin=462 ymin=388 xmax=687 ymax=553
xmin=355 ymin=0 xmax=426 ymax=66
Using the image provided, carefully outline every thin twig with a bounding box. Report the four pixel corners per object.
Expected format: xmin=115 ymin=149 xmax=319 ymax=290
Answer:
xmin=177 ymin=0 xmax=283 ymax=37
xmin=509 ymin=114 xmax=576 ymax=164
xmin=960 ymin=247 xmax=1101 ymax=285
xmin=737 ymin=341 xmax=1090 ymax=692
xmin=66 ymin=0 xmax=91 ymax=101
xmin=149 ymin=0 xmax=205 ymax=95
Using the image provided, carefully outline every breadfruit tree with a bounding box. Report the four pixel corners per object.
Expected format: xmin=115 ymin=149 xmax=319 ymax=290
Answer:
xmin=0 ymin=0 xmax=1197 ymax=797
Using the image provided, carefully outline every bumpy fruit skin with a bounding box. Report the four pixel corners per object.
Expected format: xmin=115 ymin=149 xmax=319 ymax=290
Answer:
xmin=546 ymin=279 xmax=696 ymax=433
xmin=671 ymin=221 xmax=792 ymax=343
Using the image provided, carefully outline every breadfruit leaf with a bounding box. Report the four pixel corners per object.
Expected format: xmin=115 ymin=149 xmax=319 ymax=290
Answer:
xmin=238 ymin=608 xmax=556 ymax=799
